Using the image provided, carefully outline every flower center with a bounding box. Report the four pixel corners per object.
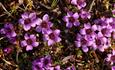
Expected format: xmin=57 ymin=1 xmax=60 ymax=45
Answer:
xmin=43 ymin=59 xmax=49 ymax=66
xmin=101 ymin=28 xmax=108 ymax=35
xmin=95 ymin=39 xmax=101 ymax=46
xmin=111 ymin=55 xmax=115 ymax=62
xmin=41 ymin=21 xmax=48 ymax=28
xmin=35 ymin=65 xmax=41 ymax=70
xmin=24 ymin=18 xmax=31 ymax=24
xmin=86 ymin=29 xmax=92 ymax=34
xmin=49 ymin=33 xmax=55 ymax=40
xmin=27 ymin=39 xmax=33 ymax=45
xmin=81 ymin=38 xmax=87 ymax=45
xmin=6 ymin=28 xmax=12 ymax=33
xmin=69 ymin=17 xmax=75 ymax=23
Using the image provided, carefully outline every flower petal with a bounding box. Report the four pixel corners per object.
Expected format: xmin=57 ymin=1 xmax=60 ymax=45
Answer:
xmin=66 ymin=22 xmax=72 ymax=28
xmin=73 ymin=21 xmax=80 ymax=26
xmin=19 ymin=19 xmax=24 ymax=24
xmin=36 ymin=26 xmax=42 ymax=32
xmin=36 ymin=18 xmax=42 ymax=25
xmin=23 ymin=25 xmax=31 ymax=31
xmin=24 ymin=34 xmax=29 ymax=40
xmin=26 ymin=45 xmax=33 ymax=51
xmin=55 ymin=37 xmax=61 ymax=42
xmin=82 ymin=46 xmax=88 ymax=52
xmin=21 ymin=13 xmax=29 ymax=19
xmin=11 ymin=32 xmax=16 ymax=37
xmin=43 ymin=14 xmax=49 ymax=21
xmin=80 ymin=29 xmax=86 ymax=35
xmin=29 ymin=12 xmax=36 ymax=20
xmin=75 ymin=41 xmax=81 ymax=48
xmin=21 ymin=40 xmax=27 ymax=47
xmin=32 ymin=42 xmax=39 ymax=47
xmin=73 ymin=12 xmax=79 ymax=19
xmin=48 ymin=40 xmax=54 ymax=46
xmin=30 ymin=34 xmax=36 ymax=41
xmin=71 ymin=0 xmax=77 ymax=5
xmin=54 ymin=29 xmax=60 ymax=35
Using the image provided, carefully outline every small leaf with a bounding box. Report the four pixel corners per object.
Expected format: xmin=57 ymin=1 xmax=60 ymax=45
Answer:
xmin=51 ymin=0 xmax=58 ymax=8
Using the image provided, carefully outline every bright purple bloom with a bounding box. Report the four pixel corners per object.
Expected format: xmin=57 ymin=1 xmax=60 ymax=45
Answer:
xmin=92 ymin=35 xmax=111 ymax=52
xmin=71 ymin=0 xmax=86 ymax=9
xmin=43 ymin=29 xmax=61 ymax=46
xmin=80 ymin=23 xmax=96 ymax=40
xmin=106 ymin=50 xmax=115 ymax=65
xmin=75 ymin=33 xmax=94 ymax=52
xmin=32 ymin=55 xmax=52 ymax=70
xmin=79 ymin=10 xmax=91 ymax=19
xmin=95 ymin=25 xmax=113 ymax=38
xmin=36 ymin=14 xmax=53 ymax=34
xmin=0 ymin=23 xmax=16 ymax=38
xmin=63 ymin=12 xmax=80 ymax=28
xmin=42 ymin=55 xmax=52 ymax=67
xmin=94 ymin=17 xmax=108 ymax=26
xmin=19 ymin=12 xmax=39 ymax=31
xmin=21 ymin=34 xmax=39 ymax=51
xmin=32 ymin=59 xmax=44 ymax=70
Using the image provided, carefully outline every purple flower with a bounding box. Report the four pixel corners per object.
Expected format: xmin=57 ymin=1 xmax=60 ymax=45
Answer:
xmin=21 ymin=34 xmax=39 ymax=51
xmin=43 ymin=29 xmax=61 ymax=46
xmin=0 ymin=23 xmax=16 ymax=38
xmin=36 ymin=14 xmax=53 ymax=34
xmin=71 ymin=0 xmax=86 ymax=9
xmin=92 ymin=35 xmax=111 ymax=52
xmin=63 ymin=12 xmax=80 ymax=28
xmin=42 ymin=55 xmax=52 ymax=67
xmin=79 ymin=10 xmax=91 ymax=19
xmin=19 ymin=12 xmax=39 ymax=31
xmin=32 ymin=59 xmax=44 ymax=70
xmin=80 ymin=23 xmax=95 ymax=39
xmin=94 ymin=17 xmax=108 ymax=26
xmin=32 ymin=55 xmax=52 ymax=70
xmin=75 ymin=33 xmax=94 ymax=52
xmin=106 ymin=50 xmax=115 ymax=65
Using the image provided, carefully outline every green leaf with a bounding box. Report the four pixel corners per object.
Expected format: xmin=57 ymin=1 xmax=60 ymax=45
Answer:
xmin=51 ymin=0 xmax=58 ymax=8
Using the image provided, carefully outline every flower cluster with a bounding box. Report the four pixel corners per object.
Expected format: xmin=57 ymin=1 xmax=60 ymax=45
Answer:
xmin=32 ymin=55 xmax=76 ymax=70
xmin=35 ymin=14 xmax=61 ymax=46
xmin=75 ymin=17 xmax=115 ymax=52
xmin=32 ymin=55 xmax=61 ymax=70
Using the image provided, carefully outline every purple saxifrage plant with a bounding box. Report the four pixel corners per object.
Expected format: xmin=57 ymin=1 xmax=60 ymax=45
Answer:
xmin=21 ymin=34 xmax=39 ymax=51
xmin=0 ymin=23 xmax=16 ymax=38
xmin=36 ymin=14 xmax=53 ymax=34
xmin=63 ymin=12 xmax=80 ymax=28
xmin=19 ymin=12 xmax=39 ymax=31
xmin=43 ymin=29 xmax=61 ymax=46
